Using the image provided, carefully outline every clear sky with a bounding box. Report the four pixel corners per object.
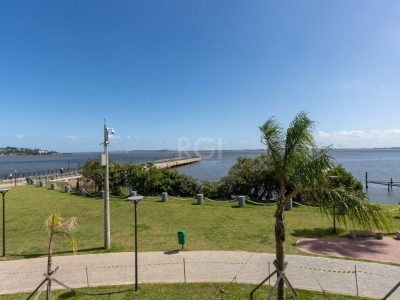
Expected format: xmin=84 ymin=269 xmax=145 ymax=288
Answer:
xmin=1 ymin=1 xmax=399 ymax=151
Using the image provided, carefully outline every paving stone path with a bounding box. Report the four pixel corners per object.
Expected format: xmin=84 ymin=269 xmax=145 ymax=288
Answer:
xmin=297 ymin=237 xmax=400 ymax=264
xmin=1 ymin=251 xmax=399 ymax=299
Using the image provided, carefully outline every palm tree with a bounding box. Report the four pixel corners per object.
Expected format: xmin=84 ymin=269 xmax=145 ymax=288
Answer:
xmin=44 ymin=213 xmax=78 ymax=300
xmin=260 ymin=112 xmax=391 ymax=300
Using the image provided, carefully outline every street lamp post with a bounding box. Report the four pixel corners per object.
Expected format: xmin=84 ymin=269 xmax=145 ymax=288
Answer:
xmin=1 ymin=188 xmax=10 ymax=256
xmin=103 ymin=120 xmax=115 ymax=250
xmin=128 ymin=194 xmax=144 ymax=291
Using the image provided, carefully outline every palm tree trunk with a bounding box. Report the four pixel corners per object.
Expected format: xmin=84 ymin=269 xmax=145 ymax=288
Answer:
xmin=275 ymin=201 xmax=286 ymax=300
xmin=46 ymin=229 xmax=54 ymax=300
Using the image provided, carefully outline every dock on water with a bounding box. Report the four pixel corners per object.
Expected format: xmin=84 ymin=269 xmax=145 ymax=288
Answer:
xmin=153 ymin=156 xmax=202 ymax=169
xmin=365 ymin=171 xmax=400 ymax=191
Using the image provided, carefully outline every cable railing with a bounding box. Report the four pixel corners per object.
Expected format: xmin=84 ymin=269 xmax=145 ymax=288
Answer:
xmin=0 ymin=167 xmax=83 ymax=181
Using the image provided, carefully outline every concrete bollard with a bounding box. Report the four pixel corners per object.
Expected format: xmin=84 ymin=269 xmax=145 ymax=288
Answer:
xmin=39 ymin=180 xmax=46 ymax=188
xmin=64 ymin=185 xmax=71 ymax=193
xmin=79 ymin=187 xmax=87 ymax=196
xmin=284 ymin=198 xmax=293 ymax=211
xmin=161 ymin=192 xmax=168 ymax=202
xmin=50 ymin=183 xmax=57 ymax=190
xmin=196 ymin=194 xmax=204 ymax=205
xmin=238 ymin=196 xmax=246 ymax=208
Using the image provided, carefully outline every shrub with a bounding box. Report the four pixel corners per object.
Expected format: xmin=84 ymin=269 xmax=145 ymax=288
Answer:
xmin=83 ymin=160 xmax=200 ymax=197
xmin=200 ymin=180 xmax=230 ymax=199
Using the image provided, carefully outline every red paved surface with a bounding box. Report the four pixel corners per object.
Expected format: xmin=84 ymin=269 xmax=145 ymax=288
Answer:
xmin=297 ymin=237 xmax=400 ymax=263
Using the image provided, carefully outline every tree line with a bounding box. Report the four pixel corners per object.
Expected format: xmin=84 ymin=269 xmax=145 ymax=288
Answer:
xmin=82 ymin=151 xmax=364 ymax=202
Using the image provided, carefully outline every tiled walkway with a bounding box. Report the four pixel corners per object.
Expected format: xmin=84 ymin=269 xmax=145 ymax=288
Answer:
xmin=1 ymin=251 xmax=399 ymax=299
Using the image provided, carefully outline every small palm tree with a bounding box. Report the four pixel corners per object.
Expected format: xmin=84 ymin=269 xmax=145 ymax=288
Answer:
xmin=44 ymin=213 xmax=78 ymax=300
xmin=260 ymin=112 xmax=391 ymax=300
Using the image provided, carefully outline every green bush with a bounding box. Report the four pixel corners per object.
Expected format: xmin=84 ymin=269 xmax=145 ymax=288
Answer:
xmin=200 ymin=180 xmax=230 ymax=199
xmin=220 ymin=155 xmax=275 ymax=200
xmin=83 ymin=160 xmax=200 ymax=197
xmin=327 ymin=165 xmax=364 ymax=194
xmin=82 ymin=160 xmax=104 ymax=190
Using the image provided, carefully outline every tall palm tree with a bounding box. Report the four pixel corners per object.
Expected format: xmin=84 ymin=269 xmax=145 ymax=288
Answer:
xmin=44 ymin=213 xmax=78 ymax=300
xmin=260 ymin=112 xmax=391 ymax=300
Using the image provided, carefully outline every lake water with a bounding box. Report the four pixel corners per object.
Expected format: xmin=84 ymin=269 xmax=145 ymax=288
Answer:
xmin=0 ymin=149 xmax=399 ymax=204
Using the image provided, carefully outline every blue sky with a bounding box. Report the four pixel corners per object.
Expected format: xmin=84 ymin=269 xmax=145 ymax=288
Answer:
xmin=1 ymin=1 xmax=400 ymax=151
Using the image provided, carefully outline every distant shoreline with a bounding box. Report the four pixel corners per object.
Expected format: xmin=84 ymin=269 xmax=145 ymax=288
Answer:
xmin=1 ymin=147 xmax=400 ymax=155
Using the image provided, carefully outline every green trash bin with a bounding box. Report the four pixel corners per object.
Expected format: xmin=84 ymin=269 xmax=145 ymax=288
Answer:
xmin=178 ymin=230 xmax=186 ymax=250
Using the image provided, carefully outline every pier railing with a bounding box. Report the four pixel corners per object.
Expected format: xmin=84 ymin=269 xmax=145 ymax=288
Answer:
xmin=365 ymin=172 xmax=400 ymax=191
xmin=0 ymin=156 xmax=201 ymax=185
xmin=0 ymin=168 xmax=83 ymax=184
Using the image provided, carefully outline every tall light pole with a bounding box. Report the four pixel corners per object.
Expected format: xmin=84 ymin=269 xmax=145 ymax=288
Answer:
xmin=103 ymin=120 xmax=114 ymax=250
xmin=128 ymin=194 xmax=144 ymax=291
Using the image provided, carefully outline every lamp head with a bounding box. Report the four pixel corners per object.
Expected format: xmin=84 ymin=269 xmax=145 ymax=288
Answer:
xmin=0 ymin=188 xmax=10 ymax=194
xmin=128 ymin=195 xmax=144 ymax=203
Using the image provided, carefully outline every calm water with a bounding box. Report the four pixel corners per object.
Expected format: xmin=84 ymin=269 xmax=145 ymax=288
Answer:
xmin=1 ymin=149 xmax=399 ymax=204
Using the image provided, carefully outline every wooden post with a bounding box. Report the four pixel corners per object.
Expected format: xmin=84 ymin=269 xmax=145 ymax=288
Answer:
xmin=268 ymin=261 xmax=271 ymax=286
xmin=382 ymin=281 xmax=400 ymax=300
xmin=196 ymin=194 xmax=204 ymax=205
xmin=183 ymin=258 xmax=187 ymax=284
xmin=354 ymin=265 xmax=359 ymax=297
xmin=365 ymin=172 xmax=368 ymax=189
xmin=161 ymin=192 xmax=168 ymax=203
xmin=238 ymin=196 xmax=245 ymax=208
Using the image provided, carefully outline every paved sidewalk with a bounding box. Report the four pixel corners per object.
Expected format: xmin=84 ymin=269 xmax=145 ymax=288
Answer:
xmin=1 ymin=251 xmax=399 ymax=299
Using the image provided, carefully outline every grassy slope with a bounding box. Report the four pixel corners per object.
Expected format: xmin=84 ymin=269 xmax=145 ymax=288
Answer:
xmin=0 ymin=283 xmax=372 ymax=300
xmin=1 ymin=186 xmax=399 ymax=260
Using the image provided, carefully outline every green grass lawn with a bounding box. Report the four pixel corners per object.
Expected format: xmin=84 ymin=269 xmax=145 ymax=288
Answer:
xmin=0 ymin=283 xmax=372 ymax=299
xmin=1 ymin=186 xmax=399 ymax=260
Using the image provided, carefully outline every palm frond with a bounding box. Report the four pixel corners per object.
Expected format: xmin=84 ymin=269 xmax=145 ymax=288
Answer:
xmin=54 ymin=231 xmax=78 ymax=254
xmin=284 ymin=112 xmax=315 ymax=166
xmin=45 ymin=213 xmax=78 ymax=254
xmin=44 ymin=213 xmax=63 ymax=231
xmin=303 ymin=187 xmax=392 ymax=231
xmin=260 ymin=116 xmax=284 ymax=167
xmin=60 ymin=217 xmax=78 ymax=231
xmin=291 ymin=147 xmax=333 ymax=187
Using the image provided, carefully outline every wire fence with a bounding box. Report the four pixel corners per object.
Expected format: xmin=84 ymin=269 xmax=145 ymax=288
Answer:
xmin=21 ymin=181 xmax=400 ymax=220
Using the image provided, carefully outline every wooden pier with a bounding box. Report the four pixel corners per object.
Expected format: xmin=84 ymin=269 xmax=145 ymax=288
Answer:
xmin=153 ymin=156 xmax=201 ymax=169
xmin=365 ymin=172 xmax=400 ymax=191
